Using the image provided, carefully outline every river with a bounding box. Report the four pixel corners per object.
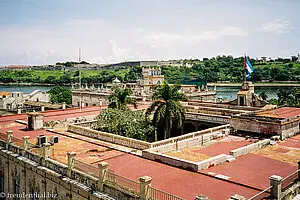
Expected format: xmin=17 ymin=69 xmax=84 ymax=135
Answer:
xmin=0 ymin=85 xmax=295 ymax=101
xmin=210 ymin=86 xmax=293 ymax=101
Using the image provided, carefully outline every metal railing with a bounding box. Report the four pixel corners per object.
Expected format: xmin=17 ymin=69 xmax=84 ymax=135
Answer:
xmin=282 ymin=169 xmax=300 ymax=189
xmin=74 ymin=159 xmax=98 ymax=178
xmin=248 ymin=186 xmax=272 ymax=200
xmin=149 ymin=186 xmax=184 ymax=200
xmin=106 ymin=170 xmax=140 ymax=194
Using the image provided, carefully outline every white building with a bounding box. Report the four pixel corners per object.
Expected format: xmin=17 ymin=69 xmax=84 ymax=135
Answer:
xmin=0 ymin=90 xmax=50 ymax=111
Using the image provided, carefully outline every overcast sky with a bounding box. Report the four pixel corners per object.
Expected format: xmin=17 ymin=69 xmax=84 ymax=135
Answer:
xmin=0 ymin=0 xmax=299 ymax=65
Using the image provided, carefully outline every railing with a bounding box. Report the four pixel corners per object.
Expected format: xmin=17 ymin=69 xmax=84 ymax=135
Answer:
xmin=151 ymin=124 xmax=230 ymax=148
xmin=73 ymin=120 xmax=97 ymax=128
xmin=149 ymin=186 xmax=184 ymax=200
xmin=106 ymin=170 xmax=140 ymax=195
xmin=185 ymin=112 xmax=230 ymax=124
xmin=282 ymin=169 xmax=300 ymax=189
xmin=32 ymin=147 xmax=43 ymax=156
xmin=74 ymin=159 xmax=98 ymax=178
xmin=248 ymin=186 xmax=272 ymax=200
xmin=27 ymin=141 xmax=36 ymax=150
xmin=68 ymin=124 xmax=152 ymax=150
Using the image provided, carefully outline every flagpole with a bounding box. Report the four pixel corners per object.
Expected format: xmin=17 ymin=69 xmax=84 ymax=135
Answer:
xmin=243 ymin=53 xmax=247 ymax=83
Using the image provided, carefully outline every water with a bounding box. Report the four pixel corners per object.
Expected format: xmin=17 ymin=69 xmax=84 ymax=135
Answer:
xmin=211 ymin=86 xmax=294 ymax=101
xmin=0 ymin=85 xmax=55 ymax=93
xmin=0 ymin=85 xmax=294 ymax=101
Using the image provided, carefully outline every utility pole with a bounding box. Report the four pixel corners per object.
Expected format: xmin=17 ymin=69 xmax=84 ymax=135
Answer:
xmin=79 ymin=48 xmax=82 ymax=111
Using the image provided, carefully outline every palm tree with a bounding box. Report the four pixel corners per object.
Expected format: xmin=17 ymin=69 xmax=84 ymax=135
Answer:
xmin=277 ymin=89 xmax=293 ymax=106
xmin=108 ymin=86 xmax=137 ymax=110
xmin=146 ymin=81 xmax=188 ymax=140
xmin=292 ymin=87 xmax=300 ymax=106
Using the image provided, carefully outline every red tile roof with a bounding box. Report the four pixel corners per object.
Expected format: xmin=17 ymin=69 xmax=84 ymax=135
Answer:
xmin=256 ymin=107 xmax=300 ymax=119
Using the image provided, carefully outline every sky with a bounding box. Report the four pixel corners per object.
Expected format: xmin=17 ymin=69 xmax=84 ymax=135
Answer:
xmin=0 ymin=0 xmax=299 ymax=65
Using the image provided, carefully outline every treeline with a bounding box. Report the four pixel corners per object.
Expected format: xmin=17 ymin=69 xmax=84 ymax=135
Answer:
xmin=162 ymin=56 xmax=300 ymax=84
xmin=1 ymin=55 xmax=300 ymax=85
xmin=0 ymin=67 xmax=140 ymax=85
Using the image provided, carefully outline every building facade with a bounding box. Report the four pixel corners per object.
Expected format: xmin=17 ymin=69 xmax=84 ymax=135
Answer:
xmin=0 ymin=90 xmax=50 ymax=112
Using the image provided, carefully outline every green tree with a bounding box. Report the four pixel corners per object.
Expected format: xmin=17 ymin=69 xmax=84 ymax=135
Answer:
xmin=292 ymin=87 xmax=300 ymax=106
xmin=48 ymin=86 xmax=72 ymax=104
xmin=268 ymin=98 xmax=278 ymax=105
xmin=146 ymin=81 xmax=188 ymax=140
xmin=277 ymin=89 xmax=293 ymax=106
xmin=93 ymin=108 xmax=154 ymax=141
xmin=108 ymin=86 xmax=137 ymax=110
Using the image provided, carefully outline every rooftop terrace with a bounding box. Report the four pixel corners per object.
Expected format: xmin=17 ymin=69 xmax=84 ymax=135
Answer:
xmin=0 ymin=104 xmax=299 ymax=200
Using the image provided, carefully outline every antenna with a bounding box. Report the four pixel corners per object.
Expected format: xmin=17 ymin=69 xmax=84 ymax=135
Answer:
xmin=79 ymin=48 xmax=81 ymax=63
xmin=79 ymin=48 xmax=81 ymax=89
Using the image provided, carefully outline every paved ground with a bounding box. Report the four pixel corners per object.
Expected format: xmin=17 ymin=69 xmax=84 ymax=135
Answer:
xmin=193 ymin=136 xmax=253 ymax=156
xmin=201 ymin=153 xmax=297 ymax=190
xmin=95 ymin=153 xmax=260 ymax=200
xmin=165 ymin=136 xmax=253 ymax=162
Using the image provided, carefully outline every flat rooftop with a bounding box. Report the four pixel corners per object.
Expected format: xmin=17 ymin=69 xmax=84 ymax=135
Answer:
xmin=0 ymin=105 xmax=299 ymax=200
xmin=165 ymin=136 xmax=254 ymax=162
xmin=255 ymin=107 xmax=300 ymax=119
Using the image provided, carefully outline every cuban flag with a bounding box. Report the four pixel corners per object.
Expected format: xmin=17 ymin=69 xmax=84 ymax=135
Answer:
xmin=244 ymin=56 xmax=254 ymax=78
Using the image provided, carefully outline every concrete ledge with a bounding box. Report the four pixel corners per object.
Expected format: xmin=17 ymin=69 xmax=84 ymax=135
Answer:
xmin=229 ymin=139 xmax=270 ymax=158
xmin=197 ymin=154 xmax=227 ymax=170
xmin=142 ymin=150 xmax=227 ymax=172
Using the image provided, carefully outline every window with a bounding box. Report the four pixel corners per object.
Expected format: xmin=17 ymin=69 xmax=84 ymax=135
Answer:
xmin=0 ymin=170 xmax=4 ymax=195
xmin=239 ymin=96 xmax=245 ymax=106
xmin=13 ymin=177 xmax=20 ymax=200
xmin=85 ymin=103 xmax=88 ymax=107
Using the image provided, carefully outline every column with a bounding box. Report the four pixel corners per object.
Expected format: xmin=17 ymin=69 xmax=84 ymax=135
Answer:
xmin=22 ymin=136 xmax=30 ymax=151
xmin=6 ymin=130 xmax=13 ymax=149
xmin=62 ymin=102 xmax=66 ymax=109
xmin=270 ymin=175 xmax=282 ymax=199
xmin=42 ymin=143 xmax=51 ymax=160
xmin=98 ymin=162 xmax=108 ymax=191
xmin=298 ymin=161 xmax=300 ymax=180
xmin=139 ymin=176 xmax=152 ymax=200
xmin=41 ymin=106 xmax=45 ymax=112
xmin=67 ymin=152 xmax=76 ymax=177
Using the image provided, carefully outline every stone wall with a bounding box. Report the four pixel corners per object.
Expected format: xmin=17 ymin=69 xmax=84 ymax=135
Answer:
xmin=150 ymin=125 xmax=230 ymax=153
xmin=0 ymin=139 xmax=149 ymax=200
xmin=68 ymin=124 xmax=152 ymax=150
xmin=0 ymin=147 xmax=113 ymax=200
xmin=281 ymin=181 xmax=300 ymax=200
xmin=142 ymin=150 xmax=199 ymax=171
xmin=230 ymin=117 xmax=282 ymax=135
xmin=142 ymin=150 xmax=227 ymax=172
xmin=281 ymin=120 xmax=300 ymax=139
xmin=229 ymin=139 xmax=270 ymax=158
xmin=185 ymin=112 xmax=230 ymax=124
xmin=44 ymin=115 xmax=97 ymax=130
xmin=230 ymin=115 xmax=300 ymax=139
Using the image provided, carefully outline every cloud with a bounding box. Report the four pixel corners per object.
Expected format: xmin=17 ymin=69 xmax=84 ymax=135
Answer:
xmin=109 ymin=40 xmax=132 ymax=62
xmin=137 ymin=26 xmax=248 ymax=47
xmin=261 ymin=17 xmax=292 ymax=34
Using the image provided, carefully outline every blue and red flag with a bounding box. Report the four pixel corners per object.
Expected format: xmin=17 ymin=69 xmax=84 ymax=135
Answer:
xmin=243 ymin=56 xmax=254 ymax=78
